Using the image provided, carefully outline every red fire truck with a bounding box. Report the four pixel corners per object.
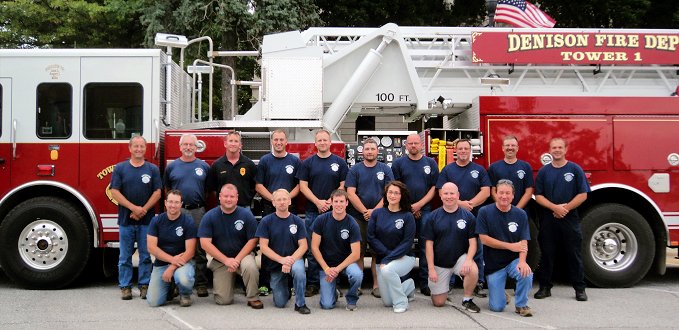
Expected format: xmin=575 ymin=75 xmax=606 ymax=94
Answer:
xmin=0 ymin=24 xmax=677 ymax=289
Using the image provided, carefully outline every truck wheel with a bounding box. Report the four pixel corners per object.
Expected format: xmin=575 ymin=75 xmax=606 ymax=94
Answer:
xmin=581 ymin=203 xmax=654 ymax=288
xmin=0 ymin=197 xmax=91 ymax=289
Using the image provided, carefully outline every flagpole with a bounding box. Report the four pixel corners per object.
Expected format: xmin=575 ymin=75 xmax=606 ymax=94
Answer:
xmin=486 ymin=0 xmax=498 ymax=27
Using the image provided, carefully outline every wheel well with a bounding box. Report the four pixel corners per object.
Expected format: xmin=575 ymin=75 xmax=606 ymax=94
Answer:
xmin=583 ymin=187 xmax=666 ymax=275
xmin=0 ymin=185 xmax=96 ymax=246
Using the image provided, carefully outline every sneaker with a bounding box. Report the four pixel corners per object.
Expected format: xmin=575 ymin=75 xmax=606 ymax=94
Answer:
xmin=515 ymin=306 xmax=533 ymax=317
xmin=346 ymin=304 xmax=357 ymax=311
xmin=357 ymin=288 xmax=363 ymax=296
xmin=121 ymin=287 xmax=132 ymax=300
xmin=259 ymin=286 xmax=270 ymax=296
xmin=140 ymin=285 xmax=148 ymax=300
xmin=336 ymin=288 xmax=343 ymax=298
xmin=534 ymin=287 xmax=551 ymax=299
xmin=421 ymin=286 xmax=431 ymax=296
xmin=371 ymin=287 xmax=381 ymax=298
xmin=304 ymin=286 xmax=319 ymax=297
xmin=179 ymin=295 xmax=193 ymax=307
xmin=393 ymin=306 xmax=407 ymax=313
xmin=473 ymin=282 xmax=487 ymax=298
xmin=462 ymin=299 xmax=480 ymax=313
xmin=196 ymin=286 xmax=209 ymax=297
xmin=295 ymin=304 xmax=311 ymax=314
xmin=575 ymin=289 xmax=588 ymax=301
xmin=505 ymin=291 xmax=511 ymax=305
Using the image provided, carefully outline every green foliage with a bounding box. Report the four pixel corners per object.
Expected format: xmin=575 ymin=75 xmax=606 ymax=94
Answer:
xmin=538 ymin=0 xmax=678 ymax=28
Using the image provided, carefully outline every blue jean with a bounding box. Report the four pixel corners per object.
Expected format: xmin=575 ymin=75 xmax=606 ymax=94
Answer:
xmin=319 ymin=263 xmax=363 ymax=309
xmin=486 ymin=258 xmax=533 ymax=312
xmin=304 ymin=211 xmax=320 ymax=287
xmin=147 ymin=262 xmax=195 ymax=307
xmin=376 ymin=256 xmax=416 ymax=310
xmin=270 ymin=259 xmax=306 ymax=308
xmin=118 ymin=224 xmax=152 ymax=288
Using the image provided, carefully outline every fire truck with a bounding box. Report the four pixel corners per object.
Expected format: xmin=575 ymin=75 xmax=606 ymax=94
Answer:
xmin=0 ymin=23 xmax=677 ymax=289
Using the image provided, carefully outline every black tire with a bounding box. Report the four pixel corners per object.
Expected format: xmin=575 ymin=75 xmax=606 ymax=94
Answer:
xmin=581 ymin=203 xmax=654 ymax=288
xmin=0 ymin=197 xmax=91 ymax=289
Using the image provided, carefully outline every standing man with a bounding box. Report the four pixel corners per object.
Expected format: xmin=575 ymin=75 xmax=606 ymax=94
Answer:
xmin=146 ymin=190 xmax=197 ymax=307
xmin=255 ymin=129 xmax=302 ymax=296
xmin=110 ymin=135 xmax=162 ymax=300
xmin=534 ymin=138 xmax=590 ymax=301
xmin=423 ymin=182 xmax=480 ymax=312
xmin=436 ymin=139 xmax=491 ymax=297
xmin=163 ymin=133 xmax=211 ymax=297
xmin=476 ymin=180 xmax=533 ymax=317
xmin=392 ymin=133 xmax=439 ymax=296
xmin=256 ymin=189 xmax=311 ymax=314
xmin=346 ymin=138 xmax=394 ymax=298
xmin=198 ymin=184 xmax=262 ymax=309
xmin=297 ymin=129 xmax=348 ymax=297
xmin=487 ymin=135 xmax=534 ymax=210
xmin=311 ymin=189 xmax=363 ymax=310
xmin=207 ymin=131 xmax=257 ymax=208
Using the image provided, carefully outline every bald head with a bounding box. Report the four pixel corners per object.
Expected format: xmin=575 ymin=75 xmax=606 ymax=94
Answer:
xmin=439 ymin=182 xmax=460 ymax=210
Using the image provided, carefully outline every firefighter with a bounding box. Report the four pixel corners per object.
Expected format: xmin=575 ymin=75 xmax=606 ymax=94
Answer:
xmin=207 ymin=131 xmax=257 ymax=208
xmin=198 ymin=184 xmax=262 ymax=309
xmin=534 ymin=138 xmax=590 ymax=302
xmin=487 ymin=135 xmax=534 ymax=210
xmin=346 ymin=138 xmax=394 ymax=298
xmin=163 ymin=133 xmax=211 ymax=298
xmin=392 ymin=133 xmax=439 ymax=296
xmin=110 ymin=135 xmax=162 ymax=300
xmin=436 ymin=139 xmax=491 ymax=297
xmin=297 ymin=129 xmax=349 ymax=297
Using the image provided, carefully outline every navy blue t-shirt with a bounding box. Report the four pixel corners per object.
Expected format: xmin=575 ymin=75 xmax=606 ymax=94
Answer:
xmin=148 ymin=212 xmax=197 ymax=267
xmin=392 ymin=155 xmax=439 ymax=211
xmin=256 ymin=213 xmax=307 ymax=272
xmin=422 ymin=206 xmax=476 ymax=268
xmin=163 ymin=158 xmax=210 ymax=206
xmin=312 ymin=212 xmax=361 ymax=267
xmin=367 ymin=208 xmax=415 ymax=264
xmin=487 ymin=159 xmax=534 ymax=206
xmin=475 ymin=204 xmax=530 ymax=275
xmin=110 ymin=160 xmax=162 ymax=226
xmin=296 ymin=154 xmax=348 ymax=213
xmin=535 ymin=162 xmax=590 ymax=220
xmin=255 ymin=153 xmax=301 ymax=193
xmin=345 ymin=162 xmax=394 ymax=210
xmin=436 ymin=161 xmax=492 ymax=201
xmin=198 ymin=206 xmax=257 ymax=258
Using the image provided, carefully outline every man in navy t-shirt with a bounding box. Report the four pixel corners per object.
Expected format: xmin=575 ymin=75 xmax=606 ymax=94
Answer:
xmin=476 ymin=180 xmax=533 ymax=317
xmin=199 ymin=184 xmax=262 ymax=309
xmin=392 ymin=133 xmax=439 ymax=295
xmin=423 ymin=183 xmax=479 ymax=312
xmin=256 ymin=189 xmax=311 ymax=314
xmin=534 ymin=138 xmax=590 ymax=302
xmin=487 ymin=135 xmax=534 ymax=209
xmin=297 ymin=129 xmax=348 ymax=296
xmin=311 ymin=189 xmax=363 ymax=310
xmin=147 ymin=190 xmax=197 ymax=307
xmin=110 ymin=135 xmax=162 ymax=301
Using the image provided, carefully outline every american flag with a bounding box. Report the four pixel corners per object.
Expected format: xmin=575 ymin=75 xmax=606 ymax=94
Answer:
xmin=495 ymin=0 xmax=556 ymax=28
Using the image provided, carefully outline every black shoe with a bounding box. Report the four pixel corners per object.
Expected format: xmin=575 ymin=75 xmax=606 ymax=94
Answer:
xmin=295 ymin=304 xmax=311 ymax=314
xmin=534 ymin=287 xmax=551 ymax=299
xmin=196 ymin=286 xmax=209 ymax=297
xmin=461 ymin=299 xmax=480 ymax=313
xmin=473 ymin=282 xmax=487 ymax=298
xmin=575 ymin=290 xmax=588 ymax=301
xmin=421 ymin=286 xmax=431 ymax=296
xmin=304 ymin=286 xmax=319 ymax=297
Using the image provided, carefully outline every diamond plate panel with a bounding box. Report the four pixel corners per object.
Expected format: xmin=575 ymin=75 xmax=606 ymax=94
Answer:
xmin=262 ymin=57 xmax=323 ymax=120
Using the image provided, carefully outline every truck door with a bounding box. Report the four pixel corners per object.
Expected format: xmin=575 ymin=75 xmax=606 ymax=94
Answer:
xmin=0 ymin=78 xmax=11 ymax=195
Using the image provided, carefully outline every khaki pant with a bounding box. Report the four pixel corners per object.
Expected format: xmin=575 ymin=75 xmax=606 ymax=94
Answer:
xmin=209 ymin=254 xmax=259 ymax=305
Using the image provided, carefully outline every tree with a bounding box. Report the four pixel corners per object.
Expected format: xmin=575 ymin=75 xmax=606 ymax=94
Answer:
xmin=538 ymin=0 xmax=653 ymax=28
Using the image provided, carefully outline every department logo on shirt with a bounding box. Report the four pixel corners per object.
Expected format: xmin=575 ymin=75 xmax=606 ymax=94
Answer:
xmin=234 ymin=220 xmax=244 ymax=231
xmin=330 ymin=163 xmax=340 ymax=172
xmin=175 ymin=226 xmax=184 ymax=237
xmin=517 ymin=170 xmax=526 ymax=179
xmin=240 ymin=167 xmax=246 ymax=176
xmin=141 ymin=174 xmax=151 ymax=184
xmin=289 ymin=224 xmax=298 ymax=234
xmin=470 ymin=170 xmax=479 ymax=179
xmin=195 ymin=168 xmax=205 ymax=176
xmin=564 ymin=172 xmax=575 ymax=182
xmin=457 ymin=219 xmax=467 ymax=230
xmin=395 ymin=219 xmax=404 ymax=229
xmin=285 ymin=165 xmax=295 ymax=174
xmin=423 ymin=166 xmax=431 ymax=174
xmin=508 ymin=222 xmax=519 ymax=233
xmin=376 ymin=171 xmax=385 ymax=181
xmin=340 ymin=229 xmax=350 ymax=240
